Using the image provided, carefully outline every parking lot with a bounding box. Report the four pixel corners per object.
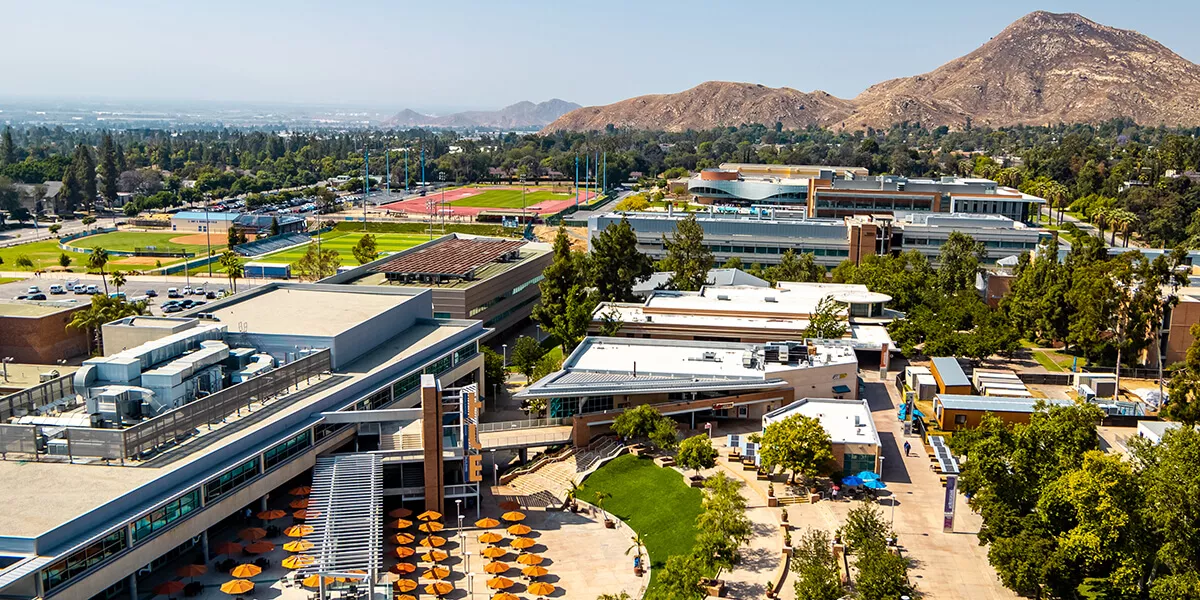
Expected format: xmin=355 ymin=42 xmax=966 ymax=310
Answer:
xmin=0 ymin=273 xmax=256 ymax=316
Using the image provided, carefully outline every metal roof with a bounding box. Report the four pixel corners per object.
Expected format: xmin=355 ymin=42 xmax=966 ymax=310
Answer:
xmin=930 ymin=358 xmax=970 ymax=387
xmin=299 ymin=454 xmax=383 ymax=579
xmin=370 ymin=238 xmax=526 ymax=279
xmin=935 ymin=394 xmax=1073 ymax=412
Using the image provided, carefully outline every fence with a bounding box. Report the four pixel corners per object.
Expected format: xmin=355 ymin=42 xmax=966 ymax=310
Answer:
xmin=122 ymin=349 xmax=332 ymax=459
xmin=132 ymin=246 xmax=193 ymax=258
xmin=477 ymin=417 xmax=567 ymax=433
xmin=0 ymin=373 xmax=76 ymax=421
xmin=0 ymin=424 xmax=38 ymax=456
xmin=1017 ymin=373 xmax=1073 ymax=386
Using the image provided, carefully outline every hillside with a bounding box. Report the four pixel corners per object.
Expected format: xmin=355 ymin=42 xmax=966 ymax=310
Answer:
xmin=543 ymin=12 xmax=1200 ymax=132
xmin=386 ymin=99 xmax=580 ymax=129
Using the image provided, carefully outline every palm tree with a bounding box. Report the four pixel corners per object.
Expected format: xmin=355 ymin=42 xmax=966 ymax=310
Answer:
xmin=110 ymin=270 xmax=126 ymax=295
xmin=1091 ymin=207 xmax=1110 ymax=242
xmin=87 ymin=247 xmax=110 ymax=294
xmin=594 ymin=491 xmax=612 ymax=524
xmin=1115 ymin=210 xmax=1139 ymax=247
xmin=625 ymin=533 xmax=647 ymax=570
xmin=564 ymin=480 xmax=582 ymax=512
xmin=219 ymin=251 xmax=244 ymax=293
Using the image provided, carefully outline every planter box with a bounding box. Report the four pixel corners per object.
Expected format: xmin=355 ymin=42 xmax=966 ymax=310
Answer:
xmin=767 ymin=497 xmax=779 ymax=507
xmin=689 ymin=477 xmax=706 ymax=488
xmin=700 ymin=579 xmax=725 ymax=596
xmin=604 ymin=519 xmax=616 ymax=529
xmin=782 ymin=546 xmax=793 ymax=557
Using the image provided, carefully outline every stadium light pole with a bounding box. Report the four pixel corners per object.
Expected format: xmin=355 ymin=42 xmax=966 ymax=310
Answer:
xmin=203 ymin=194 xmax=213 ymax=277
xmin=363 ymin=146 xmax=369 ymax=232
xmin=405 ymin=148 xmax=410 ymax=192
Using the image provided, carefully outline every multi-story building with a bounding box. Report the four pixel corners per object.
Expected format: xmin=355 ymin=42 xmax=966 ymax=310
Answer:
xmin=0 ymin=282 xmax=490 ymax=600
xmin=322 ymin=234 xmax=551 ymax=340
xmin=515 ymin=337 xmax=859 ymax=446
xmin=0 ymin=301 xmax=91 ymax=364
xmin=686 ymin=164 xmax=867 ymax=207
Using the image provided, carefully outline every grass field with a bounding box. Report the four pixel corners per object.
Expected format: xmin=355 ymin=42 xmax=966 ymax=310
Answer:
xmin=0 ymin=239 xmax=80 ymax=271
xmin=251 ymin=231 xmax=431 ymax=266
xmin=0 ymin=277 xmax=24 ymax=284
xmin=451 ymin=189 xmax=576 ymax=209
xmin=63 ymin=231 xmax=224 ymax=254
xmin=577 ymin=454 xmax=704 ymax=596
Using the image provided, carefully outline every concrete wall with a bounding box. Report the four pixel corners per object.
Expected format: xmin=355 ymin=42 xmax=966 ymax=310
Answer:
xmin=0 ymin=307 xmax=90 ymax=363
xmin=101 ymin=319 xmax=198 ymax=356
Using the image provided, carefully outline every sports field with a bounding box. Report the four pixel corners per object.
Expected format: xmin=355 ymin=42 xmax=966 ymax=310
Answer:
xmin=252 ymin=231 xmax=431 ymax=266
xmin=450 ymin=189 xmax=577 ymax=208
xmin=0 ymin=239 xmax=79 ymax=271
xmin=380 ymin=186 xmax=599 ymax=218
xmin=64 ymin=231 xmax=227 ymax=254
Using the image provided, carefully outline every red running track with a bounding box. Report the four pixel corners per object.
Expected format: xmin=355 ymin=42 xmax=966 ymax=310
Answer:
xmin=379 ymin=187 xmax=598 ymax=217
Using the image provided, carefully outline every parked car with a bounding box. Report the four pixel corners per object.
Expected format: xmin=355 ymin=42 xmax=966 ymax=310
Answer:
xmin=168 ymin=288 xmax=181 ymax=298
xmin=180 ymin=299 xmax=195 ymax=309
xmin=14 ymin=295 xmax=29 ymax=300
xmin=205 ymin=291 xmax=217 ymax=299
xmin=26 ymin=286 xmax=41 ymax=294
xmin=73 ymin=285 xmax=87 ymax=294
xmin=49 ymin=285 xmax=66 ymax=294
xmin=163 ymin=304 xmax=183 ymax=313
xmin=28 ymin=293 xmax=47 ymax=301
xmin=145 ymin=289 xmax=158 ymax=298
xmin=182 ymin=286 xmax=191 ymax=296
xmin=192 ymin=287 xmax=206 ymax=296
xmin=86 ymin=285 xmax=99 ymax=294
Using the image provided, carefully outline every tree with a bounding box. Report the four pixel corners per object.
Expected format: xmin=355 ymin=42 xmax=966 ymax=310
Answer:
xmin=1131 ymin=427 xmax=1200 ymax=598
xmin=268 ymin=216 xmax=280 ymax=237
xmin=676 ymin=434 xmax=718 ymax=477
xmin=99 ymin=134 xmax=119 ymax=205
xmin=596 ymin=592 xmax=633 ymax=600
xmin=227 ymin=226 xmax=241 ymax=247
xmin=937 ymin=231 xmax=986 ymax=293
xmin=614 ymin=194 xmax=649 ymax=211
xmin=804 ymin=297 xmax=848 ymax=339
xmin=657 ymin=553 xmax=706 ymax=600
xmin=292 ymin=241 xmax=340 ymax=281
xmin=660 ymin=214 xmax=712 ymax=291
xmin=48 ymin=224 xmax=61 ymax=236
xmin=109 ymin=270 xmax=126 ymax=294
xmin=58 ymin=160 xmax=84 ymax=214
xmin=87 ymin=247 xmax=110 ymax=294
xmin=14 ymin=255 xmax=33 ymax=269
xmin=58 ymin=253 xmax=71 ymax=268
xmin=853 ymin=539 xmax=914 ymax=600
xmin=351 ymin=233 xmax=379 ymax=264
xmin=481 ymin=346 xmax=507 ymax=393
xmin=67 ymin=294 xmax=148 ymax=354
xmin=593 ymin=491 xmax=612 ymax=521
xmin=792 ymin=528 xmax=844 ymax=600
xmin=219 ymin=251 xmax=244 ymax=292
xmin=74 ymin=143 xmax=97 ymax=205
xmin=841 ymin=501 xmax=893 ymax=554
xmin=81 ymin=215 xmax=97 ymax=227
xmin=0 ymin=126 xmax=14 ymax=166
xmin=612 ymin=404 xmax=675 ymax=445
xmin=694 ymin=473 xmax=753 ymax=569
xmin=625 ymin=533 xmax=647 ymax=567
xmin=767 ymin=249 xmax=823 ymax=283
xmin=649 ymin=416 xmax=679 ymax=451
xmin=589 ymin=216 xmax=653 ymax=302
xmin=758 ymin=414 xmax=833 ymax=484
xmin=532 ymin=225 xmax=588 ymax=352
xmin=510 ymin=336 xmax=543 ymax=381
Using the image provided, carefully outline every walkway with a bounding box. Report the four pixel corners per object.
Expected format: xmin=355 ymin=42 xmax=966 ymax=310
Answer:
xmin=505 ymin=438 xmax=623 ymax=505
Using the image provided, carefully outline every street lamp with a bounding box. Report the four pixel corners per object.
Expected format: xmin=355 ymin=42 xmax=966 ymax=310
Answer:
xmin=2 ymin=357 xmax=13 ymax=382
xmin=501 ymin=344 xmax=507 ymax=367
xmin=456 ymin=500 xmax=463 ymax=531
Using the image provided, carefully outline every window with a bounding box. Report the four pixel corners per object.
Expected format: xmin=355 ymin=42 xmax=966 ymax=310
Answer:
xmin=264 ymin=430 xmax=312 ymax=470
xmin=131 ymin=489 xmax=201 ymax=544
xmin=511 ymin=274 xmax=544 ymax=296
xmin=434 ymin=312 xmax=453 ymax=319
xmin=392 ymin=372 xmax=422 ymax=399
xmin=42 ymin=530 xmax=128 ymax=593
xmin=954 ymin=414 xmax=968 ymax=426
xmin=355 ymin=387 xmax=391 ymax=411
xmin=423 ymin=354 xmax=453 ymax=376
xmin=453 ymin=342 xmax=478 ymax=365
xmin=204 ymin=458 xmax=260 ymax=502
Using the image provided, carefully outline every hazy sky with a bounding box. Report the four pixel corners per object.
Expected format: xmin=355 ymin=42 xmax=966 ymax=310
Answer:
xmin=3 ymin=0 xmax=1198 ymax=113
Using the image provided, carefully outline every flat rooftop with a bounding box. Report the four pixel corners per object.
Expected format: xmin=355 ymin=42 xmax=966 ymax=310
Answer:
xmin=0 ymin=301 xmax=80 ymax=317
xmin=351 ymin=249 xmax=546 ymax=289
xmin=639 ymin=282 xmax=890 ymax=317
xmin=935 ymin=394 xmax=1074 ymax=412
xmin=204 ymin=287 xmax=414 ymax=336
xmin=764 ymin=398 xmax=880 ymax=446
xmin=0 ymin=364 xmax=78 ymax=392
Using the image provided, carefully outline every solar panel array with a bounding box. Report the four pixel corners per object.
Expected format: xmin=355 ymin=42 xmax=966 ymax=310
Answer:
xmin=370 ymin=238 xmax=526 ymax=280
xmin=928 ymin=435 xmax=959 ymax=475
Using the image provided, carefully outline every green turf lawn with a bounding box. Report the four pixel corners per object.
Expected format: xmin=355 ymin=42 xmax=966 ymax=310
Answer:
xmin=450 ymin=188 xmax=578 ymax=209
xmin=251 ymin=231 xmax=431 ymax=266
xmin=577 ymin=454 xmax=704 ymax=596
xmin=0 ymin=276 xmax=24 ymax=284
xmin=63 ymin=231 xmax=225 ymax=253
xmin=0 ymin=239 xmax=82 ymax=272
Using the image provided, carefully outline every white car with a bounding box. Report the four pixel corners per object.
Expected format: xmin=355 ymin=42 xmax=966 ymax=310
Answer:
xmin=49 ymin=285 xmax=65 ymax=294
xmin=26 ymin=286 xmax=40 ymax=294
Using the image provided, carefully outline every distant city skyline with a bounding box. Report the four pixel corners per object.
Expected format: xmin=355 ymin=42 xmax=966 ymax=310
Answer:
xmin=2 ymin=0 xmax=1199 ymax=113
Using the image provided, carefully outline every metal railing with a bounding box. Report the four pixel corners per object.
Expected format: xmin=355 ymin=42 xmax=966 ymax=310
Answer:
xmin=479 ymin=429 xmax=573 ymax=450
xmin=0 ymin=373 xmax=76 ymax=422
xmin=477 ymin=417 xmax=567 ymax=432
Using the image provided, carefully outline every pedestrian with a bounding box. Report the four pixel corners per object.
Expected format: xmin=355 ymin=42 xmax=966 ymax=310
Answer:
xmin=903 ymin=441 xmax=911 ymax=456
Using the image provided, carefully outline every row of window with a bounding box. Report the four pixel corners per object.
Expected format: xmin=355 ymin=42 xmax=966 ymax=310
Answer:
xmin=263 ymin=431 xmax=312 ymax=470
xmin=42 ymin=531 xmax=128 ymax=593
xmin=549 ymin=395 xmax=614 ymax=418
xmin=131 ymin=489 xmax=201 ymax=544
xmin=708 ymin=245 xmax=850 ymax=258
xmin=905 ymin=237 xmax=1037 ymax=249
xmin=203 ymin=457 xmax=260 ymax=503
xmin=511 ymin=274 xmax=544 ymax=296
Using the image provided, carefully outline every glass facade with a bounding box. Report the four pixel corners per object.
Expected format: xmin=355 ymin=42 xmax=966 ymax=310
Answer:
xmin=548 ymin=396 xmax=613 ymax=418
xmin=131 ymin=489 xmax=201 ymax=543
xmin=42 ymin=530 xmax=128 ymax=593
xmin=203 ymin=457 xmax=260 ymax=502
xmin=263 ymin=430 xmax=312 ymax=470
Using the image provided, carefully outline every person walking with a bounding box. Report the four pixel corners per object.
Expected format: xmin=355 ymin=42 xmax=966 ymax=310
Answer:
xmin=903 ymin=441 xmax=911 ymax=457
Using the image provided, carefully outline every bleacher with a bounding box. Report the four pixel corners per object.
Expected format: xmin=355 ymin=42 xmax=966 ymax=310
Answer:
xmin=232 ymin=232 xmax=311 ymax=257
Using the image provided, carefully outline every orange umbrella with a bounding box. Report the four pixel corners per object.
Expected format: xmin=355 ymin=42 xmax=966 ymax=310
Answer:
xmin=284 ymin=524 xmax=314 ymax=537
xmin=492 ymin=594 xmax=520 ymax=600
xmin=516 ymin=553 xmax=544 ymax=565
xmin=283 ymin=540 xmax=314 ymax=553
xmin=377 ymin=571 xmax=402 ymax=584
xmin=390 ymin=562 xmax=417 ymax=574
xmin=498 ymin=500 xmax=521 ymax=511
xmin=418 ymin=521 xmax=444 ymax=533
xmin=506 ymin=524 xmax=532 ymax=536
xmin=338 ymin=569 xmax=366 ymax=582
xmin=527 ymin=581 xmax=556 ymax=596
xmin=176 ymin=564 xmax=206 ymax=579
xmin=396 ymin=596 xmax=417 ymax=600
xmin=387 ymin=518 xmax=413 ymax=530
xmin=478 ymin=532 xmax=504 ymax=544
xmin=424 ymin=581 xmax=453 ymax=596
xmin=391 ymin=532 xmax=416 ymax=545
xmin=419 ymin=535 xmax=447 ymax=548
xmin=511 ymin=537 xmax=536 ymax=550
xmin=421 ymin=566 xmax=450 ymax=580
xmin=154 ymin=581 xmax=185 ymax=596
xmin=481 ymin=546 xmax=508 ymax=559
xmin=393 ymin=579 xmax=418 ymax=592
xmin=229 ymin=564 xmax=262 ymax=578
xmin=289 ymin=498 xmax=310 ymax=509
xmin=213 ymin=542 xmax=242 ymax=556
xmin=417 ymin=510 xmax=442 ymax=521
xmin=421 ymin=550 xmax=450 ymax=562
xmin=522 ymin=565 xmax=549 ymax=578
xmin=475 ymin=517 xmax=501 ymax=528
xmin=293 ymin=509 xmax=317 ymax=520
xmin=301 ymin=574 xmax=336 ymax=588
xmin=487 ymin=576 xmax=515 ymax=590
xmin=281 ymin=554 xmax=315 ymax=569
xmin=289 ymin=486 xmax=312 ymax=495
xmin=238 ymin=527 xmax=267 ymax=541
xmin=244 ymin=541 xmax=275 ymax=554
xmin=257 ymin=509 xmax=287 ymax=520
xmin=501 ymin=511 xmax=526 ymax=522
xmin=389 ymin=507 xmax=414 ymax=518
xmin=219 ymin=580 xmax=254 ymax=595
xmin=394 ymin=546 xmax=416 ymax=558
xmin=483 ymin=561 xmax=510 ymax=574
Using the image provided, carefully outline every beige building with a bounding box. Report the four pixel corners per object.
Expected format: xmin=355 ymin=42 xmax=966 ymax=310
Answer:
xmin=761 ymin=397 xmax=880 ymax=475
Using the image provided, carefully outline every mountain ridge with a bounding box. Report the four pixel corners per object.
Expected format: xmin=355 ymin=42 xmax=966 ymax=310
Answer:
xmin=387 ymin=99 xmax=580 ymax=129
xmin=543 ymin=12 xmax=1200 ymax=132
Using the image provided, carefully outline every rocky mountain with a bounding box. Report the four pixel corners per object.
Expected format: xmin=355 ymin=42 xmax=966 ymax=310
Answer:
xmin=387 ymin=99 xmax=580 ymax=129
xmin=543 ymin=12 xmax=1200 ymax=132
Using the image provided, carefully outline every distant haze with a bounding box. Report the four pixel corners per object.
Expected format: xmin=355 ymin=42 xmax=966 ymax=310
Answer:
xmin=1 ymin=0 xmax=1198 ymax=111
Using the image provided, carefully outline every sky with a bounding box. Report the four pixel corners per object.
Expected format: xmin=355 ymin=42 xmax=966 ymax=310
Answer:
xmin=2 ymin=0 xmax=1199 ymax=114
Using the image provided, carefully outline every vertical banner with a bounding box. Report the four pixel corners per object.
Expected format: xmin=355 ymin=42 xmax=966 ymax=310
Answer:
xmin=943 ymin=474 xmax=958 ymax=532
xmin=879 ymin=342 xmax=890 ymax=379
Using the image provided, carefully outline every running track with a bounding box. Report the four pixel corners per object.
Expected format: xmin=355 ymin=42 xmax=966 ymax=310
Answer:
xmin=379 ymin=187 xmax=598 ymax=217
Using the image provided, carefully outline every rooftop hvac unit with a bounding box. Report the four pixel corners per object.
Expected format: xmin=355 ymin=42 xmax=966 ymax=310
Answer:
xmin=46 ymin=439 xmax=70 ymax=456
xmin=742 ymin=352 xmax=755 ymax=368
xmin=701 ymin=351 xmax=718 ymax=361
xmin=765 ymin=297 xmax=777 ymax=303
xmin=717 ymin=295 xmax=730 ymax=301
xmin=763 ymin=346 xmax=779 ymax=363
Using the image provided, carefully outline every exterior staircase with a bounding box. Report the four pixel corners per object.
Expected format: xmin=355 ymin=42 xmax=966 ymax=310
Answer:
xmin=505 ymin=437 xmax=623 ymax=505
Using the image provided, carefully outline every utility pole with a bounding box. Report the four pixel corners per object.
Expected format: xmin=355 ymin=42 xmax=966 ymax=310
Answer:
xmin=363 ymin=147 xmax=369 ymax=231
xmin=603 ymin=151 xmax=607 ymax=193
xmin=584 ymin=153 xmax=589 ymax=199
xmin=574 ymin=155 xmax=579 ymax=207
xmin=405 ymin=148 xmax=410 ymax=192
xmin=203 ymin=195 xmax=213 ymax=277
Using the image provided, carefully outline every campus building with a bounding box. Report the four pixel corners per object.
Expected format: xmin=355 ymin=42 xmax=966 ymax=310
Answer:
xmin=933 ymin=394 xmax=1073 ymax=429
xmin=322 ymin=234 xmax=552 ymax=340
xmin=0 ymin=282 xmax=490 ymax=600
xmin=515 ymin=337 xmax=859 ymax=446
xmin=0 ymin=301 xmax=91 ymax=364
xmin=168 ymin=211 xmax=240 ymax=234
xmin=589 ymin=209 xmax=1048 ymax=268
xmin=686 ymin=164 xmax=867 ymax=207
xmin=761 ymin=398 xmax=881 ymax=475
xmin=591 ymin=281 xmax=901 ymax=356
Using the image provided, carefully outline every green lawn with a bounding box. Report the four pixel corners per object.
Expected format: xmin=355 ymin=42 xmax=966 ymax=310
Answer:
xmin=0 ymin=239 xmax=83 ymax=272
xmin=451 ymin=189 xmax=578 ymax=209
xmin=0 ymin=276 xmax=24 ymax=284
xmin=577 ymin=454 xmax=704 ymax=596
xmin=251 ymin=231 xmax=431 ymax=266
xmin=63 ymin=231 xmax=224 ymax=253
